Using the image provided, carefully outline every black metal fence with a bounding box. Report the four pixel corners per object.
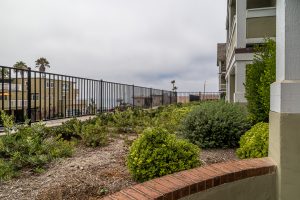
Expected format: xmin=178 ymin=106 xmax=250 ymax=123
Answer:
xmin=0 ymin=65 xmax=177 ymax=126
xmin=177 ymin=92 xmax=221 ymax=103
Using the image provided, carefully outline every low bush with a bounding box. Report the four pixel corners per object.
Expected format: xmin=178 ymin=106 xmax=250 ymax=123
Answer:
xmin=0 ymin=111 xmax=75 ymax=181
xmin=0 ymin=159 xmax=15 ymax=181
xmin=127 ymin=127 xmax=200 ymax=182
xmin=81 ymin=119 xmax=109 ymax=147
xmin=181 ymin=101 xmax=251 ymax=148
xmin=236 ymin=122 xmax=269 ymax=159
xmin=51 ymin=118 xmax=82 ymax=140
xmin=153 ymin=104 xmax=192 ymax=133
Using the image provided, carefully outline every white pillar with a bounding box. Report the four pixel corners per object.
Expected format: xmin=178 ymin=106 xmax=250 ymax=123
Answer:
xmin=271 ymin=0 xmax=300 ymax=113
xmin=234 ymin=62 xmax=247 ymax=103
xmin=226 ymin=76 xmax=230 ymax=102
xmin=269 ymin=0 xmax=300 ymax=199
xmin=236 ymin=0 xmax=247 ymax=48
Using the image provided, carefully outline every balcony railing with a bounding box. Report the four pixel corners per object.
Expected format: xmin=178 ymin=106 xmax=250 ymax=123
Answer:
xmin=226 ymin=15 xmax=237 ymax=70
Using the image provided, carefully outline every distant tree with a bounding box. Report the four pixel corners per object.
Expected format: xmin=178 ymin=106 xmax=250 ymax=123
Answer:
xmin=13 ymin=61 xmax=28 ymax=77
xmin=35 ymin=57 xmax=50 ymax=72
xmin=0 ymin=68 xmax=9 ymax=79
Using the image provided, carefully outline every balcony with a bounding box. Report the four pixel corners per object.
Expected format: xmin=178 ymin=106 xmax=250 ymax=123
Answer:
xmin=246 ymin=7 xmax=276 ymax=43
xmin=226 ymin=15 xmax=237 ymax=70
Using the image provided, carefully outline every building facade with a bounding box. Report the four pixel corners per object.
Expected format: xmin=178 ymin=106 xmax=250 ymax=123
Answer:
xmin=217 ymin=43 xmax=226 ymax=95
xmin=220 ymin=0 xmax=276 ymax=103
xmin=0 ymin=77 xmax=85 ymax=121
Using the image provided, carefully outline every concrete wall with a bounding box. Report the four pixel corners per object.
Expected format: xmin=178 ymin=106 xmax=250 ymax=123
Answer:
xmin=180 ymin=174 xmax=276 ymax=200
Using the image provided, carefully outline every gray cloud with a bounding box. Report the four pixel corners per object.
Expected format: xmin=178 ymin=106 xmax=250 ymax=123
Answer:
xmin=0 ymin=0 xmax=226 ymax=92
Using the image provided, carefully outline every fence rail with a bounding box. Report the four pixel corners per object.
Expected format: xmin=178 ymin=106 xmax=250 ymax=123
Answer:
xmin=0 ymin=65 xmax=177 ymax=126
xmin=177 ymin=92 xmax=222 ymax=103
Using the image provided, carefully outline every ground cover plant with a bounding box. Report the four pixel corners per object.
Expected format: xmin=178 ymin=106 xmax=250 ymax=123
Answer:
xmin=236 ymin=122 xmax=269 ymax=159
xmin=0 ymin=111 xmax=75 ymax=181
xmin=181 ymin=101 xmax=251 ymax=148
xmin=127 ymin=127 xmax=200 ymax=182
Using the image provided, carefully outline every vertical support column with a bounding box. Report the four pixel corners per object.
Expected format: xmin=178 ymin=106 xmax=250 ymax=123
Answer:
xmin=132 ymin=84 xmax=135 ymax=108
xmin=234 ymin=62 xmax=247 ymax=103
xmin=27 ymin=68 xmax=32 ymax=125
xmin=100 ymin=79 xmax=103 ymax=113
xmin=150 ymin=88 xmax=153 ymax=108
xmin=269 ymin=0 xmax=300 ymax=199
xmin=162 ymin=90 xmax=164 ymax=106
xmin=236 ymin=0 xmax=247 ymax=48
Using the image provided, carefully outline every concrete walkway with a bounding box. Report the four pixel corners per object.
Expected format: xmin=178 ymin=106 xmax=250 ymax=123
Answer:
xmin=0 ymin=115 xmax=96 ymax=136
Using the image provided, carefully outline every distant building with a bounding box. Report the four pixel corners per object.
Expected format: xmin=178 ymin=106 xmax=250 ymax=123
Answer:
xmin=217 ymin=43 xmax=226 ymax=95
xmin=0 ymin=77 xmax=86 ymax=121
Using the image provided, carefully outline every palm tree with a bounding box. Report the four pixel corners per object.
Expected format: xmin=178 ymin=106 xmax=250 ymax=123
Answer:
xmin=35 ymin=57 xmax=50 ymax=72
xmin=13 ymin=61 xmax=28 ymax=78
xmin=0 ymin=68 xmax=9 ymax=79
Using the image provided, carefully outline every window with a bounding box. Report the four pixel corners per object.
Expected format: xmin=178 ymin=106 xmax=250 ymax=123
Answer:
xmin=0 ymin=95 xmax=8 ymax=100
xmin=46 ymin=81 xmax=54 ymax=88
xmin=31 ymin=93 xmax=39 ymax=100
xmin=62 ymin=83 xmax=69 ymax=91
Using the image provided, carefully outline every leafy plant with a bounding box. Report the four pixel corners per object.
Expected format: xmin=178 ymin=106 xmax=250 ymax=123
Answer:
xmin=236 ymin=122 xmax=269 ymax=159
xmin=153 ymin=104 xmax=192 ymax=133
xmin=0 ymin=159 xmax=15 ymax=181
xmin=0 ymin=111 xmax=74 ymax=181
xmin=81 ymin=119 xmax=109 ymax=147
xmin=51 ymin=118 xmax=82 ymax=140
xmin=245 ymin=39 xmax=276 ymax=123
xmin=181 ymin=101 xmax=251 ymax=148
xmin=127 ymin=127 xmax=200 ymax=182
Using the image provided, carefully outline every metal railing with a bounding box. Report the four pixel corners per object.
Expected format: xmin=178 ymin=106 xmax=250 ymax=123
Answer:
xmin=0 ymin=65 xmax=177 ymax=126
xmin=177 ymin=92 xmax=221 ymax=104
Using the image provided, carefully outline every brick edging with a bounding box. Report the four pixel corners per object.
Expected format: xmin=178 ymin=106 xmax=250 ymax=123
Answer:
xmin=102 ymin=158 xmax=276 ymax=200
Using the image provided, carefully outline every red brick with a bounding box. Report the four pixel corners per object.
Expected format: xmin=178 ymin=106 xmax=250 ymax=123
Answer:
xmin=143 ymin=180 xmax=173 ymax=200
xmin=121 ymin=188 xmax=150 ymax=200
xmin=132 ymin=185 xmax=163 ymax=200
xmin=163 ymin=176 xmax=190 ymax=198
xmin=172 ymin=173 xmax=198 ymax=194
xmin=110 ymin=192 xmax=134 ymax=200
xmin=100 ymin=196 xmax=114 ymax=200
xmin=152 ymin=178 xmax=182 ymax=200
xmin=177 ymin=170 xmax=207 ymax=192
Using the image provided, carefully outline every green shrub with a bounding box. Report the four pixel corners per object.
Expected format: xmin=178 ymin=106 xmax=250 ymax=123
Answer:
xmin=245 ymin=39 xmax=276 ymax=123
xmin=236 ymin=122 xmax=269 ymax=159
xmin=181 ymin=101 xmax=251 ymax=148
xmin=81 ymin=119 xmax=109 ymax=147
xmin=154 ymin=105 xmax=192 ymax=133
xmin=127 ymin=127 xmax=200 ymax=182
xmin=0 ymin=159 xmax=15 ymax=181
xmin=0 ymin=111 xmax=75 ymax=180
xmin=51 ymin=118 xmax=82 ymax=140
xmin=110 ymin=108 xmax=136 ymax=133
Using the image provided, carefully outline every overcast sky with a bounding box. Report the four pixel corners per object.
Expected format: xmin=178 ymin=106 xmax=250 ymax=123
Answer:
xmin=0 ymin=0 xmax=227 ymax=92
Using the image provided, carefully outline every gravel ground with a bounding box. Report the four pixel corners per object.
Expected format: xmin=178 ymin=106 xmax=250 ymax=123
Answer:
xmin=0 ymin=135 xmax=239 ymax=200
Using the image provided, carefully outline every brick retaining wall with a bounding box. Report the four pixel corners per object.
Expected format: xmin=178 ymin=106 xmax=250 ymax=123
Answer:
xmin=102 ymin=158 xmax=276 ymax=200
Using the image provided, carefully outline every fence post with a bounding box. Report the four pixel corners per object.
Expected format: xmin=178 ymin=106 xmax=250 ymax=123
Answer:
xmin=132 ymin=84 xmax=135 ymax=107
xmin=100 ymin=79 xmax=103 ymax=113
xmin=27 ymin=68 xmax=32 ymax=125
xmin=169 ymin=91 xmax=172 ymax=105
xmin=162 ymin=90 xmax=164 ymax=106
xmin=150 ymin=88 xmax=153 ymax=108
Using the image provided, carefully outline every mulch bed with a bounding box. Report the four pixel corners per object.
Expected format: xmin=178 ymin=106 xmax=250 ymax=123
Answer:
xmin=0 ymin=134 xmax=238 ymax=200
